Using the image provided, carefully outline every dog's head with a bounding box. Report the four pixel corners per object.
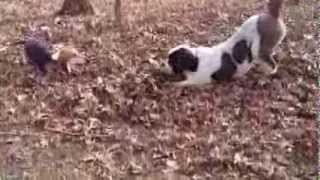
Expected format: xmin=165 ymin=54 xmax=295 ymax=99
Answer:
xmin=167 ymin=45 xmax=199 ymax=74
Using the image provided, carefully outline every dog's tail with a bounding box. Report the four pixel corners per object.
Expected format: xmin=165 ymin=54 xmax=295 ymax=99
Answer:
xmin=267 ymin=0 xmax=284 ymax=18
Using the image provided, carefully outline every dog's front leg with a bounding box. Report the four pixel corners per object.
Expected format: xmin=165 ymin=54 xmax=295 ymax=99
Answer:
xmin=173 ymin=76 xmax=210 ymax=87
xmin=173 ymin=80 xmax=194 ymax=87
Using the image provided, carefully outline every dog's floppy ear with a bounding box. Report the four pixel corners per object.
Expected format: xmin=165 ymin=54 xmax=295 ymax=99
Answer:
xmin=168 ymin=47 xmax=198 ymax=74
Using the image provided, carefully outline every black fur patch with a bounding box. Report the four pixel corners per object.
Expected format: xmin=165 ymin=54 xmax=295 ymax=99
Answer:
xmin=24 ymin=39 xmax=53 ymax=74
xmin=168 ymin=48 xmax=199 ymax=74
xmin=211 ymin=53 xmax=237 ymax=81
xmin=232 ymin=40 xmax=253 ymax=63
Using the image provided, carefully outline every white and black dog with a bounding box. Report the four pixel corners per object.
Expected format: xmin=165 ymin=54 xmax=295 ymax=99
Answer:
xmin=164 ymin=0 xmax=286 ymax=86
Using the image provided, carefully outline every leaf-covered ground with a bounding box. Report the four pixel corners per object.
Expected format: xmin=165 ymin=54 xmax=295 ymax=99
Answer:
xmin=0 ymin=0 xmax=318 ymax=179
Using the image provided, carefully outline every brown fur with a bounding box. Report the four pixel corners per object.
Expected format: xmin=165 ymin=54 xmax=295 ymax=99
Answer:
xmin=268 ymin=0 xmax=283 ymax=18
xmin=257 ymin=0 xmax=286 ymax=71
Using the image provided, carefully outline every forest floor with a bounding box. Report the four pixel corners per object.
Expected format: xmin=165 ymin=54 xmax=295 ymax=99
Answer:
xmin=0 ymin=0 xmax=318 ymax=179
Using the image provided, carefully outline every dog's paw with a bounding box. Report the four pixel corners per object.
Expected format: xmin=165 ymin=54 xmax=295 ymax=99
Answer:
xmin=173 ymin=81 xmax=190 ymax=87
xmin=173 ymin=81 xmax=185 ymax=87
xmin=173 ymin=80 xmax=204 ymax=87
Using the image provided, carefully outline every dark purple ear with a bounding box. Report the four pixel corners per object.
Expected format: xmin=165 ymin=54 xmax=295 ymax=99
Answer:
xmin=168 ymin=48 xmax=198 ymax=74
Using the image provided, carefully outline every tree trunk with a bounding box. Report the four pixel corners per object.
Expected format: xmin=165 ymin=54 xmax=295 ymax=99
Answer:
xmin=114 ymin=0 xmax=122 ymax=27
xmin=57 ymin=0 xmax=94 ymax=16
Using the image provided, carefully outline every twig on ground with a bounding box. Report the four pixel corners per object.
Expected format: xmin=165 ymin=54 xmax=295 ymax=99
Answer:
xmin=45 ymin=127 xmax=83 ymax=136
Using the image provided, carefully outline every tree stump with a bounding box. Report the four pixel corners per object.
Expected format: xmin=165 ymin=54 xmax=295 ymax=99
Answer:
xmin=56 ymin=0 xmax=94 ymax=16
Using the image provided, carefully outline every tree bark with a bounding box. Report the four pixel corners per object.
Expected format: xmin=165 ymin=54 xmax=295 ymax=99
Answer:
xmin=57 ymin=0 xmax=94 ymax=16
xmin=114 ymin=0 xmax=122 ymax=27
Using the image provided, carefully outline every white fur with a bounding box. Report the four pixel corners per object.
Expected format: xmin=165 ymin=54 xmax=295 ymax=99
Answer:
xmin=224 ymin=15 xmax=286 ymax=74
xmin=223 ymin=14 xmax=286 ymax=58
xmin=166 ymin=44 xmax=224 ymax=86
xmin=183 ymin=45 xmax=224 ymax=85
xmin=225 ymin=15 xmax=261 ymax=58
xmin=167 ymin=14 xmax=286 ymax=86
xmin=220 ymin=15 xmax=261 ymax=77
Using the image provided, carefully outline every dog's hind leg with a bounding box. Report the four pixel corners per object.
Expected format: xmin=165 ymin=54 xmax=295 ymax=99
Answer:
xmin=250 ymin=37 xmax=261 ymax=61
xmin=260 ymin=52 xmax=278 ymax=74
